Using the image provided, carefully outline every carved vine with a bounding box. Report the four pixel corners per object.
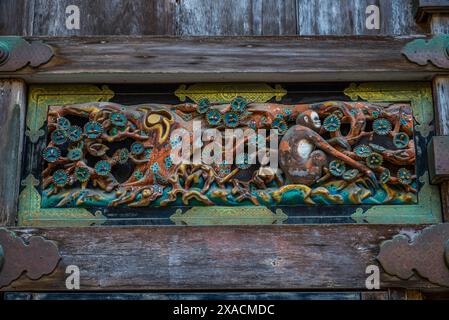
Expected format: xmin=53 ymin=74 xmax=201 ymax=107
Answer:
xmin=39 ymin=98 xmax=417 ymax=208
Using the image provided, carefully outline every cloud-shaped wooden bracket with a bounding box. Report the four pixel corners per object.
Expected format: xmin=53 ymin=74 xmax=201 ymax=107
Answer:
xmin=402 ymin=35 xmax=449 ymax=69
xmin=0 ymin=36 xmax=54 ymax=72
xmin=377 ymin=224 xmax=449 ymax=287
xmin=0 ymin=228 xmax=61 ymax=288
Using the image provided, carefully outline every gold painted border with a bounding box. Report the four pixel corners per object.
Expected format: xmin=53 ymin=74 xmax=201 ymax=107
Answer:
xmin=18 ymin=85 xmax=114 ymax=226
xmin=344 ymin=82 xmax=441 ymax=223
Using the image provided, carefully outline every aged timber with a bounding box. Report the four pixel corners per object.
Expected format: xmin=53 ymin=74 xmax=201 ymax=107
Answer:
xmin=0 ymin=36 xmax=447 ymax=83
xmin=1 ymin=224 xmax=444 ymax=291
xmin=0 ymin=80 xmax=26 ymax=226
xmin=0 ymin=228 xmax=60 ymax=288
xmin=415 ymin=0 xmax=449 ymax=23
xmin=378 ymin=224 xmax=449 ymax=287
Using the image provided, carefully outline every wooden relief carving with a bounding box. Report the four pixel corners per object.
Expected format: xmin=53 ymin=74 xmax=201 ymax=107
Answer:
xmin=402 ymin=35 xmax=449 ymax=69
xmin=0 ymin=37 xmax=54 ymax=72
xmin=0 ymin=228 xmax=60 ymax=288
xmin=39 ymin=99 xmax=417 ymax=208
xmin=378 ymin=224 xmax=449 ymax=287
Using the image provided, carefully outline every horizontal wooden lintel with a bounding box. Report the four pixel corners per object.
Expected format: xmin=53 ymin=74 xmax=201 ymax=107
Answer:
xmin=0 ymin=35 xmax=446 ymax=83
xmin=1 ymin=224 xmax=443 ymax=291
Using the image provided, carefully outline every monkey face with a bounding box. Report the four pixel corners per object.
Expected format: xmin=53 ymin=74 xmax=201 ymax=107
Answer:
xmin=310 ymin=111 xmax=321 ymax=130
xmin=297 ymin=110 xmax=322 ymax=131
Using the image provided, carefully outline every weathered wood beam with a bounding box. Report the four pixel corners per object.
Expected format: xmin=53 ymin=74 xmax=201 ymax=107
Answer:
xmin=415 ymin=0 xmax=449 ymax=23
xmin=430 ymin=11 xmax=449 ymax=222
xmin=1 ymin=224 xmax=442 ymax=291
xmin=0 ymin=36 xmax=446 ymax=83
xmin=0 ymin=80 xmax=26 ymax=226
xmin=430 ymin=13 xmax=449 ymax=33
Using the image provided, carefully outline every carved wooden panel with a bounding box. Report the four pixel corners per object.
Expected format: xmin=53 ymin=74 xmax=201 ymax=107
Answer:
xmin=18 ymin=83 xmax=441 ymax=226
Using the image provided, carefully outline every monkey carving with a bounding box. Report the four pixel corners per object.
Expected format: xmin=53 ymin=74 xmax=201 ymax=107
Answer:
xmin=279 ymin=110 xmax=378 ymax=188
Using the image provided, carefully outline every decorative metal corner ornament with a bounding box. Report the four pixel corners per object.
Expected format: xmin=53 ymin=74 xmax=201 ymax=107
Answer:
xmin=0 ymin=228 xmax=61 ymax=288
xmin=377 ymin=224 xmax=449 ymax=287
xmin=0 ymin=37 xmax=54 ymax=72
xmin=402 ymin=35 xmax=449 ymax=69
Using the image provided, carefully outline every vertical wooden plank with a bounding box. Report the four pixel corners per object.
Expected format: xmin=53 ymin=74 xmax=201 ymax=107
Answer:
xmin=431 ymin=14 xmax=449 ymax=33
xmin=31 ymin=0 xmax=175 ymax=36
xmin=434 ymin=78 xmax=449 ymax=137
xmin=175 ymin=0 xmax=297 ymax=35
xmin=388 ymin=289 xmax=407 ymax=300
xmin=0 ymin=0 xmax=34 ymax=35
xmin=0 ymin=80 xmax=26 ymax=226
xmin=433 ymin=77 xmax=449 ymax=222
xmin=297 ymin=0 xmax=427 ymax=35
xmin=406 ymin=290 xmax=424 ymax=300
xmin=431 ymin=12 xmax=449 ymax=222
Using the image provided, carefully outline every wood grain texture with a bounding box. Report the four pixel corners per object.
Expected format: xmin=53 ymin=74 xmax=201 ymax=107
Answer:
xmin=175 ymin=0 xmax=297 ymax=35
xmin=0 ymin=35 xmax=445 ymax=83
xmin=433 ymin=77 xmax=449 ymax=222
xmin=416 ymin=0 xmax=449 ymax=23
xmin=297 ymin=0 xmax=427 ymax=35
xmin=1 ymin=224 xmax=440 ymax=291
xmin=0 ymin=81 xmax=26 ymax=226
xmin=4 ymin=291 xmax=362 ymax=300
xmin=431 ymin=14 xmax=449 ymax=33
xmin=31 ymin=0 xmax=175 ymax=36
xmin=0 ymin=0 xmax=34 ymax=35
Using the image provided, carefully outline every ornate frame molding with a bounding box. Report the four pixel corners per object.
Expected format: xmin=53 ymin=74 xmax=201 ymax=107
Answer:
xmin=19 ymin=85 xmax=114 ymax=226
xmin=344 ymin=82 xmax=441 ymax=223
xmin=17 ymin=82 xmax=441 ymax=226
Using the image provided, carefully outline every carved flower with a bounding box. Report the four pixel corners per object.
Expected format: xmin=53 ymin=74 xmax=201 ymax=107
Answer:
xmin=197 ymin=98 xmax=210 ymax=114
xmin=329 ymin=160 xmax=346 ymax=176
xmin=373 ymin=118 xmax=392 ymax=136
xmin=393 ymin=132 xmax=410 ymax=149
xmin=397 ymin=168 xmax=413 ymax=185
xmin=206 ymin=109 xmax=222 ymax=126
xmin=224 ymin=111 xmax=240 ymax=128
xmin=354 ymin=145 xmax=372 ymax=158
xmin=230 ymin=96 xmax=248 ymax=113
xmin=323 ymin=115 xmax=341 ymax=132
xmin=366 ymin=153 xmax=383 ymax=169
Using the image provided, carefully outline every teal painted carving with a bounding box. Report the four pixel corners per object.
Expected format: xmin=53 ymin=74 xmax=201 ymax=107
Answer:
xmin=344 ymin=82 xmax=441 ymax=224
xmin=402 ymin=35 xmax=449 ymax=69
xmin=26 ymin=85 xmax=114 ymax=143
xmin=0 ymin=36 xmax=53 ymax=71
xmin=40 ymin=98 xmax=418 ymax=208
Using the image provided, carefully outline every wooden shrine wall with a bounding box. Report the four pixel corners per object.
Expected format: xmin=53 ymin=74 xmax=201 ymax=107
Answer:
xmin=0 ymin=0 xmax=428 ymax=37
